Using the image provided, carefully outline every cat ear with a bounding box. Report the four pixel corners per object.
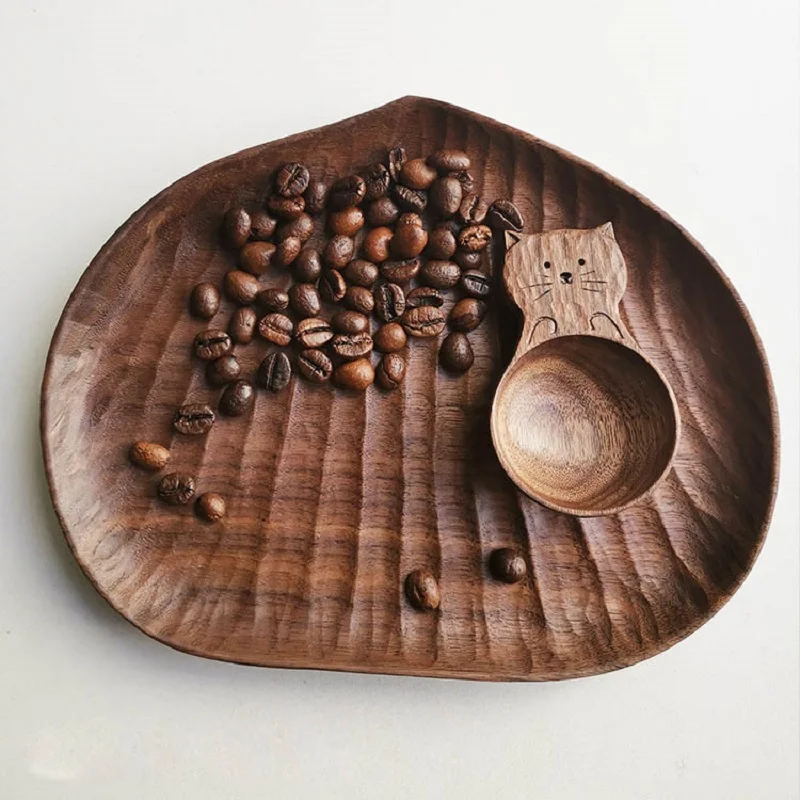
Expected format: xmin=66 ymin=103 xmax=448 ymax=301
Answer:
xmin=504 ymin=230 xmax=523 ymax=249
xmin=596 ymin=221 xmax=615 ymax=239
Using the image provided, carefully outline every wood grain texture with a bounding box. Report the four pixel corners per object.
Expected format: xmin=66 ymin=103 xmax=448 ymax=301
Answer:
xmin=41 ymin=97 xmax=778 ymax=681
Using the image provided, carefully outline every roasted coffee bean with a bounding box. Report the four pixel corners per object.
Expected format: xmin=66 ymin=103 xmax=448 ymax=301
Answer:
xmin=219 ymin=379 xmax=255 ymax=417
xmin=223 ymin=206 xmax=251 ymax=249
xmin=387 ymin=145 xmax=407 ymax=182
xmin=374 ymin=282 xmax=405 ymax=322
xmin=439 ymin=331 xmax=474 ymax=373
xmin=362 ymin=227 xmax=393 ymax=263
xmin=229 ymin=307 xmax=258 ymax=344
xmin=460 ymin=270 xmax=493 ymax=298
xmin=332 ymin=309 xmax=370 ymax=335
xmin=328 ymin=175 xmax=366 ymax=210
xmin=323 ymin=235 xmax=355 ymax=269
xmin=401 ymin=306 xmax=446 ymax=338
xmin=344 ymin=258 xmax=378 ymax=287
xmin=158 ymin=472 xmax=196 ymax=506
xmin=344 ymin=285 xmax=375 ymax=315
xmin=458 ymin=194 xmax=488 ymax=225
xmin=173 ymin=403 xmax=215 ymax=435
xmin=373 ymin=322 xmax=407 ymax=353
xmin=258 ymin=313 xmax=294 ymax=346
xmin=206 ymin=354 xmax=241 ymax=387
xmin=392 ymin=184 xmax=427 ymax=212
xmin=489 ymin=547 xmax=527 ymax=583
xmin=129 ymin=441 xmax=170 ymax=471
xmin=334 ymin=358 xmax=374 ymax=391
xmin=266 ymin=194 xmax=306 ymax=220
xmin=458 ymin=224 xmax=493 ymax=252
xmin=275 ymin=162 xmax=309 ymax=198
xmin=304 ymin=179 xmax=328 ymax=216
xmin=194 ymin=329 xmax=232 ymax=361
xmin=429 ymin=176 xmax=462 ymax=219
xmin=362 ymin=162 xmax=390 ymax=200
xmin=426 ymin=225 xmax=458 ymax=260
xmin=427 ymin=149 xmax=471 ymax=173
xmin=294 ymin=317 xmax=333 ymax=349
xmin=289 ymin=283 xmax=321 ymax=317
xmin=397 ymin=211 xmax=423 ymax=228
xmin=406 ymin=286 xmax=444 ymax=308
xmin=450 ymin=170 xmax=475 ymax=193
xmin=399 ymin=158 xmax=437 ymax=190
xmin=240 ymin=241 xmax=276 ymax=275
xmin=449 ymin=298 xmax=487 ymax=332
xmin=487 ymin=199 xmax=524 ymax=232
xmin=297 ymin=348 xmax=333 ymax=383
xmin=256 ymin=351 xmax=292 ymax=392
xmin=328 ymin=207 xmax=365 ymax=237
xmin=190 ymin=282 xmax=220 ymax=319
xmin=454 ymin=249 xmax=484 ymax=270
xmin=276 ymin=213 xmax=314 ymax=243
xmin=419 ymin=260 xmax=461 ymax=289
xmin=380 ymin=258 xmax=421 ymax=284
xmin=196 ymin=492 xmax=227 ymax=522
xmin=251 ymin=209 xmax=277 ymax=240
xmin=257 ymin=288 xmax=290 ymax=313
xmin=319 ymin=269 xmax=347 ymax=303
xmin=273 ymin=236 xmax=302 ymax=267
xmin=405 ymin=569 xmax=440 ymax=611
xmin=293 ymin=248 xmax=322 ymax=283
xmin=224 ymin=270 xmax=260 ymax=305
xmin=376 ymin=352 xmax=406 ymax=390
xmin=366 ymin=196 xmax=400 ymax=227
xmin=331 ymin=331 xmax=373 ymax=360
xmin=391 ymin=224 xmax=427 ymax=259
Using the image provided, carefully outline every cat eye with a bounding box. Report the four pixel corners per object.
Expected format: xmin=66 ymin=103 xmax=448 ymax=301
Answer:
xmin=578 ymin=258 xmax=586 ymax=266
xmin=543 ymin=261 xmax=551 ymax=269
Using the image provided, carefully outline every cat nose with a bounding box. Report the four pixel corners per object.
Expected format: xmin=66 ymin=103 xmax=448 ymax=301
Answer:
xmin=560 ymin=271 xmax=573 ymax=284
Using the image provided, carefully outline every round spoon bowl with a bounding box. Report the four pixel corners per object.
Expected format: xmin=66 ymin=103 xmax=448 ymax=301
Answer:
xmin=491 ymin=335 xmax=679 ymax=516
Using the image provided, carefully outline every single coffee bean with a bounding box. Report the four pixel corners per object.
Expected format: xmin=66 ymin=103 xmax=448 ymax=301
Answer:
xmin=399 ymin=158 xmax=437 ymax=190
xmin=489 ymin=547 xmax=527 ymax=583
xmin=380 ymin=258 xmax=421 ymax=285
xmin=344 ymin=285 xmax=375 ymax=315
xmin=362 ymin=227 xmax=393 ymax=263
xmin=196 ymin=492 xmax=227 ymax=522
xmin=129 ymin=441 xmax=170 ymax=471
xmin=454 ymin=249 xmax=484 ymax=270
xmin=406 ymin=286 xmax=444 ymax=308
xmin=239 ymin=241 xmax=276 ymax=275
xmin=401 ymin=306 xmax=446 ymax=338
xmin=439 ymin=331 xmax=474 ymax=373
xmin=426 ymin=225 xmax=458 ymax=260
xmin=362 ymin=162 xmax=390 ymax=201
xmin=373 ymin=322 xmax=407 ymax=353
xmin=223 ymin=270 xmax=260 ymax=305
xmin=391 ymin=225 xmax=428 ymax=259
xmin=293 ymin=248 xmax=322 ymax=283
xmin=219 ymin=379 xmax=255 ymax=417
xmin=190 ymin=282 xmax=220 ymax=319
xmin=304 ymin=179 xmax=328 ymax=216
xmin=173 ymin=403 xmax=215 ymax=435
xmin=256 ymin=351 xmax=292 ymax=392
xmin=429 ymin=176 xmax=462 ymax=219
xmin=396 ymin=211 xmax=423 ymax=228
xmin=449 ymin=298 xmax=487 ymax=332
xmin=376 ymin=352 xmax=406 ymax=390
xmin=331 ymin=331 xmax=373 ymax=360
xmin=328 ymin=207 xmax=365 ymax=237
xmin=223 ymin=206 xmax=251 ymax=249
xmin=487 ymin=199 xmax=524 ymax=232
xmin=228 ymin=307 xmax=258 ymax=345
xmin=332 ymin=309 xmax=370 ymax=334
xmin=319 ymin=269 xmax=347 ymax=303
xmin=289 ymin=283 xmax=321 ymax=318
xmin=258 ymin=313 xmax=294 ymax=346
xmin=323 ymin=235 xmax=355 ymax=269
xmin=334 ymin=358 xmax=374 ymax=391
xmin=374 ymin=282 xmax=405 ymax=322
xmin=419 ymin=260 xmax=461 ymax=290
xmin=294 ymin=317 xmax=334 ymax=349
xmin=405 ymin=569 xmax=440 ymax=611
xmin=328 ymin=175 xmax=366 ymax=210
xmin=458 ymin=193 xmax=488 ymax=225
xmin=392 ymin=184 xmax=427 ymax=212
xmin=273 ymin=236 xmax=302 ymax=267
xmin=158 ymin=472 xmax=196 ymax=506
xmin=297 ymin=348 xmax=333 ymax=383
xmin=266 ymin=194 xmax=306 ymax=220
xmin=276 ymin=213 xmax=314 ymax=243
xmin=344 ymin=258 xmax=378 ymax=287
xmin=257 ymin=288 xmax=290 ymax=313
xmin=366 ymin=196 xmax=400 ymax=227
xmin=250 ymin=209 xmax=277 ymax=240
xmin=450 ymin=170 xmax=475 ymax=193
xmin=275 ymin=162 xmax=309 ymax=198
xmin=458 ymin=224 xmax=493 ymax=252
xmin=387 ymin=145 xmax=407 ymax=182
xmin=194 ymin=329 xmax=232 ymax=361
xmin=206 ymin=354 xmax=241 ymax=387
xmin=427 ymin=149 xmax=471 ymax=173
xmin=460 ymin=270 xmax=493 ymax=298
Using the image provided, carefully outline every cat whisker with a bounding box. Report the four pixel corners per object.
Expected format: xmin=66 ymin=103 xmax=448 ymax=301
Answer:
xmin=524 ymin=282 xmax=553 ymax=288
xmin=581 ymin=287 xmax=603 ymax=293
xmin=533 ymin=288 xmax=552 ymax=301
xmin=582 ymin=279 xmax=608 ymax=284
xmin=580 ymin=270 xmax=596 ymax=276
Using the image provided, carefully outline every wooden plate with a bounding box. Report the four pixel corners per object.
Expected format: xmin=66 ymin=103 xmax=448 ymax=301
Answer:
xmin=41 ymin=97 xmax=778 ymax=681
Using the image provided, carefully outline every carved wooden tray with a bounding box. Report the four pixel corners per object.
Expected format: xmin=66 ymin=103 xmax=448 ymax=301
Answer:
xmin=41 ymin=97 xmax=778 ymax=681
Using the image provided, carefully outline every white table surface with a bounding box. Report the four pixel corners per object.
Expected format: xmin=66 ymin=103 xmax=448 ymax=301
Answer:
xmin=1 ymin=1 xmax=798 ymax=798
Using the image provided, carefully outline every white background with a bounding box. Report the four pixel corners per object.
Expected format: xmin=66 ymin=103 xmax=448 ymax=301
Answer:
xmin=1 ymin=1 xmax=798 ymax=798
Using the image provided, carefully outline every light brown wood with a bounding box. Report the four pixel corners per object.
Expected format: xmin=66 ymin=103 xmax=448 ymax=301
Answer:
xmin=41 ymin=97 xmax=778 ymax=681
xmin=491 ymin=223 xmax=680 ymax=515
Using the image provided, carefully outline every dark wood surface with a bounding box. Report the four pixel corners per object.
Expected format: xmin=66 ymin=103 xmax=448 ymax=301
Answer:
xmin=41 ymin=97 xmax=778 ymax=680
